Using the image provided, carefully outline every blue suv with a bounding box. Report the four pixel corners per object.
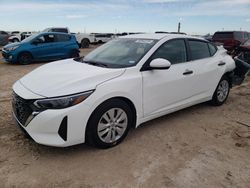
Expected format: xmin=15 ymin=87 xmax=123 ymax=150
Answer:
xmin=2 ymin=32 xmax=79 ymax=64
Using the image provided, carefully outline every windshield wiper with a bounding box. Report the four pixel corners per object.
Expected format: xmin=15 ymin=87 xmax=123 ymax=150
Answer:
xmin=83 ymin=60 xmax=108 ymax=68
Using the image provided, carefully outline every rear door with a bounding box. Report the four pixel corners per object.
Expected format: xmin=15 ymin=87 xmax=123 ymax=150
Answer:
xmin=53 ymin=34 xmax=72 ymax=58
xmin=187 ymin=40 xmax=225 ymax=98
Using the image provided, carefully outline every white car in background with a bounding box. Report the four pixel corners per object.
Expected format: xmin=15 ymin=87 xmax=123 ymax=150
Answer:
xmin=75 ymin=33 xmax=95 ymax=48
xmin=94 ymin=33 xmax=114 ymax=43
xmin=8 ymin=32 xmax=34 ymax=43
xmin=12 ymin=34 xmax=248 ymax=148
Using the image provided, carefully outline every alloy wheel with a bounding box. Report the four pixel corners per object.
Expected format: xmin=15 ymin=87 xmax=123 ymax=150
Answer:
xmin=217 ymin=80 xmax=229 ymax=102
xmin=97 ymin=108 xmax=128 ymax=144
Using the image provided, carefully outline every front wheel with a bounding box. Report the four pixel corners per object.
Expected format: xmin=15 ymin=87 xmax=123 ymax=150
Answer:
xmin=211 ymin=76 xmax=230 ymax=106
xmin=18 ymin=52 xmax=32 ymax=65
xmin=86 ymin=99 xmax=133 ymax=149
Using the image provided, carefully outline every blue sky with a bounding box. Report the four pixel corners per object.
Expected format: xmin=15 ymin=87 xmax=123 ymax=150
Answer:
xmin=0 ymin=0 xmax=250 ymax=35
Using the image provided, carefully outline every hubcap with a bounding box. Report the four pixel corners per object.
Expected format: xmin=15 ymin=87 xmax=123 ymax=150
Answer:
xmin=97 ymin=108 xmax=128 ymax=144
xmin=217 ymin=80 xmax=229 ymax=102
xmin=21 ymin=54 xmax=30 ymax=64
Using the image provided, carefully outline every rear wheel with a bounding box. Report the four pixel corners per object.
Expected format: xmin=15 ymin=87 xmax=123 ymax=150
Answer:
xmin=211 ymin=76 xmax=230 ymax=106
xmin=13 ymin=38 xmax=19 ymax=43
xmin=18 ymin=52 xmax=32 ymax=65
xmin=81 ymin=38 xmax=90 ymax=48
xmin=86 ymin=99 xmax=132 ymax=149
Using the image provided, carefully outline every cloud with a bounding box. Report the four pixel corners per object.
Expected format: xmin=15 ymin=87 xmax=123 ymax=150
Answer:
xmin=65 ymin=14 xmax=88 ymax=19
xmin=144 ymin=0 xmax=250 ymax=4
xmin=144 ymin=0 xmax=184 ymax=2
xmin=145 ymin=0 xmax=250 ymax=16
xmin=0 ymin=2 xmax=129 ymax=12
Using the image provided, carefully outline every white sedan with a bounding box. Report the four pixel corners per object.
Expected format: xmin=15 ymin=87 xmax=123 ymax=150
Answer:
xmin=12 ymin=34 xmax=241 ymax=148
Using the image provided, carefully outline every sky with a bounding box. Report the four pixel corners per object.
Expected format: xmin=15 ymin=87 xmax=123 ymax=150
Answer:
xmin=0 ymin=0 xmax=250 ymax=35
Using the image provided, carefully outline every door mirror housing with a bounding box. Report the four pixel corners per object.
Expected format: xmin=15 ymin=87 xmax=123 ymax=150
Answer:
xmin=32 ymin=38 xmax=43 ymax=45
xmin=32 ymin=40 xmax=39 ymax=45
xmin=149 ymin=58 xmax=171 ymax=70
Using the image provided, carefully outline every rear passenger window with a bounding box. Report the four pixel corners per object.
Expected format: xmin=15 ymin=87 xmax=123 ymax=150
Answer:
xmin=55 ymin=34 xmax=71 ymax=42
xmin=151 ymin=39 xmax=187 ymax=64
xmin=208 ymin=43 xmax=217 ymax=56
xmin=189 ymin=40 xmax=210 ymax=60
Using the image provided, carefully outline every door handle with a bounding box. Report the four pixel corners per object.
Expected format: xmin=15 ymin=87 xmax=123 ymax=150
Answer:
xmin=218 ymin=61 xmax=226 ymax=66
xmin=183 ymin=69 xmax=193 ymax=75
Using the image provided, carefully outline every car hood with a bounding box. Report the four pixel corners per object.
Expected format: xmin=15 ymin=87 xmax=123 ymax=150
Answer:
xmin=19 ymin=59 xmax=125 ymax=98
xmin=3 ymin=42 xmax=21 ymax=49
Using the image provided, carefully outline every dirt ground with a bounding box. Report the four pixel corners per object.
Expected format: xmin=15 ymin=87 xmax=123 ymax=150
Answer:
xmin=0 ymin=46 xmax=250 ymax=188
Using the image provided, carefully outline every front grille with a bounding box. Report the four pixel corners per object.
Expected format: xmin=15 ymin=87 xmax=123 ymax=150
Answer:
xmin=12 ymin=92 xmax=33 ymax=126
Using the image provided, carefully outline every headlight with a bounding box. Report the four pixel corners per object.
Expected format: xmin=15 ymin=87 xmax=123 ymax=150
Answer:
xmin=7 ymin=45 xmax=19 ymax=51
xmin=33 ymin=90 xmax=94 ymax=110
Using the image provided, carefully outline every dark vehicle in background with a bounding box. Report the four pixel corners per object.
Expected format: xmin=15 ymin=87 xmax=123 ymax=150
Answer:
xmin=231 ymin=38 xmax=250 ymax=84
xmin=0 ymin=30 xmax=10 ymax=46
xmin=43 ymin=27 xmax=70 ymax=33
xmin=240 ymin=39 xmax=250 ymax=50
xmin=232 ymin=39 xmax=250 ymax=64
xmin=212 ymin=31 xmax=250 ymax=51
xmin=2 ymin=32 xmax=79 ymax=64
xmin=155 ymin=31 xmax=187 ymax=35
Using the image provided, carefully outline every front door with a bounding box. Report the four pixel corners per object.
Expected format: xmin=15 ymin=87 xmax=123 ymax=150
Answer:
xmin=142 ymin=39 xmax=198 ymax=116
xmin=30 ymin=34 xmax=58 ymax=60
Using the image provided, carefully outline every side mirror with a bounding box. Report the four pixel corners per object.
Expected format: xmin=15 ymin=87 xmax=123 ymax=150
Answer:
xmin=32 ymin=40 xmax=39 ymax=45
xmin=149 ymin=58 xmax=171 ymax=70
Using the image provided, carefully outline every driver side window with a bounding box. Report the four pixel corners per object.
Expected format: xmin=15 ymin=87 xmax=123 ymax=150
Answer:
xmin=36 ymin=36 xmax=45 ymax=43
xmin=151 ymin=39 xmax=187 ymax=64
xmin=36 ymin=34 xmax=55 ymax=44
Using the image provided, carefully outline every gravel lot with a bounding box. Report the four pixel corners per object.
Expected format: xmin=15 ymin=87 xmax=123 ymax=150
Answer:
xmin=0 ymin=46 xmax=250 ymax=188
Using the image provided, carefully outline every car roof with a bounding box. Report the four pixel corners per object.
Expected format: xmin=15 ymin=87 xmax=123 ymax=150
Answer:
xmin=39 ymin=32 xmax=71 ymax=35
xmin=120 ymin=33 xmax=207 ymax=41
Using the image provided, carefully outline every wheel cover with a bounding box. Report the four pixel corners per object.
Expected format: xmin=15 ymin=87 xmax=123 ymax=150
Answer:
xmin=97 ymin=108 xmax=128 ymax=144
xmin=20 ymin=54 xmax=31 ymax=64
xmin=217 ymin=80 xmax=229 ymax=102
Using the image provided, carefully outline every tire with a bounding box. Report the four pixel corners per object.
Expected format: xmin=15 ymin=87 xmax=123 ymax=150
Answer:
xmin=211 ymin=76 xmax=230 ymax=106
xmin=70 ymin=49 xmax=79 ymax=58
xmin=81 ymin=38 xmax=90 ymax=48
xmin=13 ymin=38 xmax=19 ymax=43
xmin=86 ymin=99 xmax=133 ymax=149
xmin=18 ymin=52 xmax=33 ymax=65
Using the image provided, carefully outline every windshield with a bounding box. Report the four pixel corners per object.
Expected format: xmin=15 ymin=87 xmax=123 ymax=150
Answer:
xmin=81 ymin=38 xmax=158 ymax=68
xmin=21 ymin=33 xmax=40 ymax=43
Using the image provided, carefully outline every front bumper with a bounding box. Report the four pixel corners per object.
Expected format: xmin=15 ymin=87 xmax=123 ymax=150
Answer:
xmin=2 ymin=50 xmax=16 ymax=63
xmin=12 ymin=82 xmax=92 ymax=147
